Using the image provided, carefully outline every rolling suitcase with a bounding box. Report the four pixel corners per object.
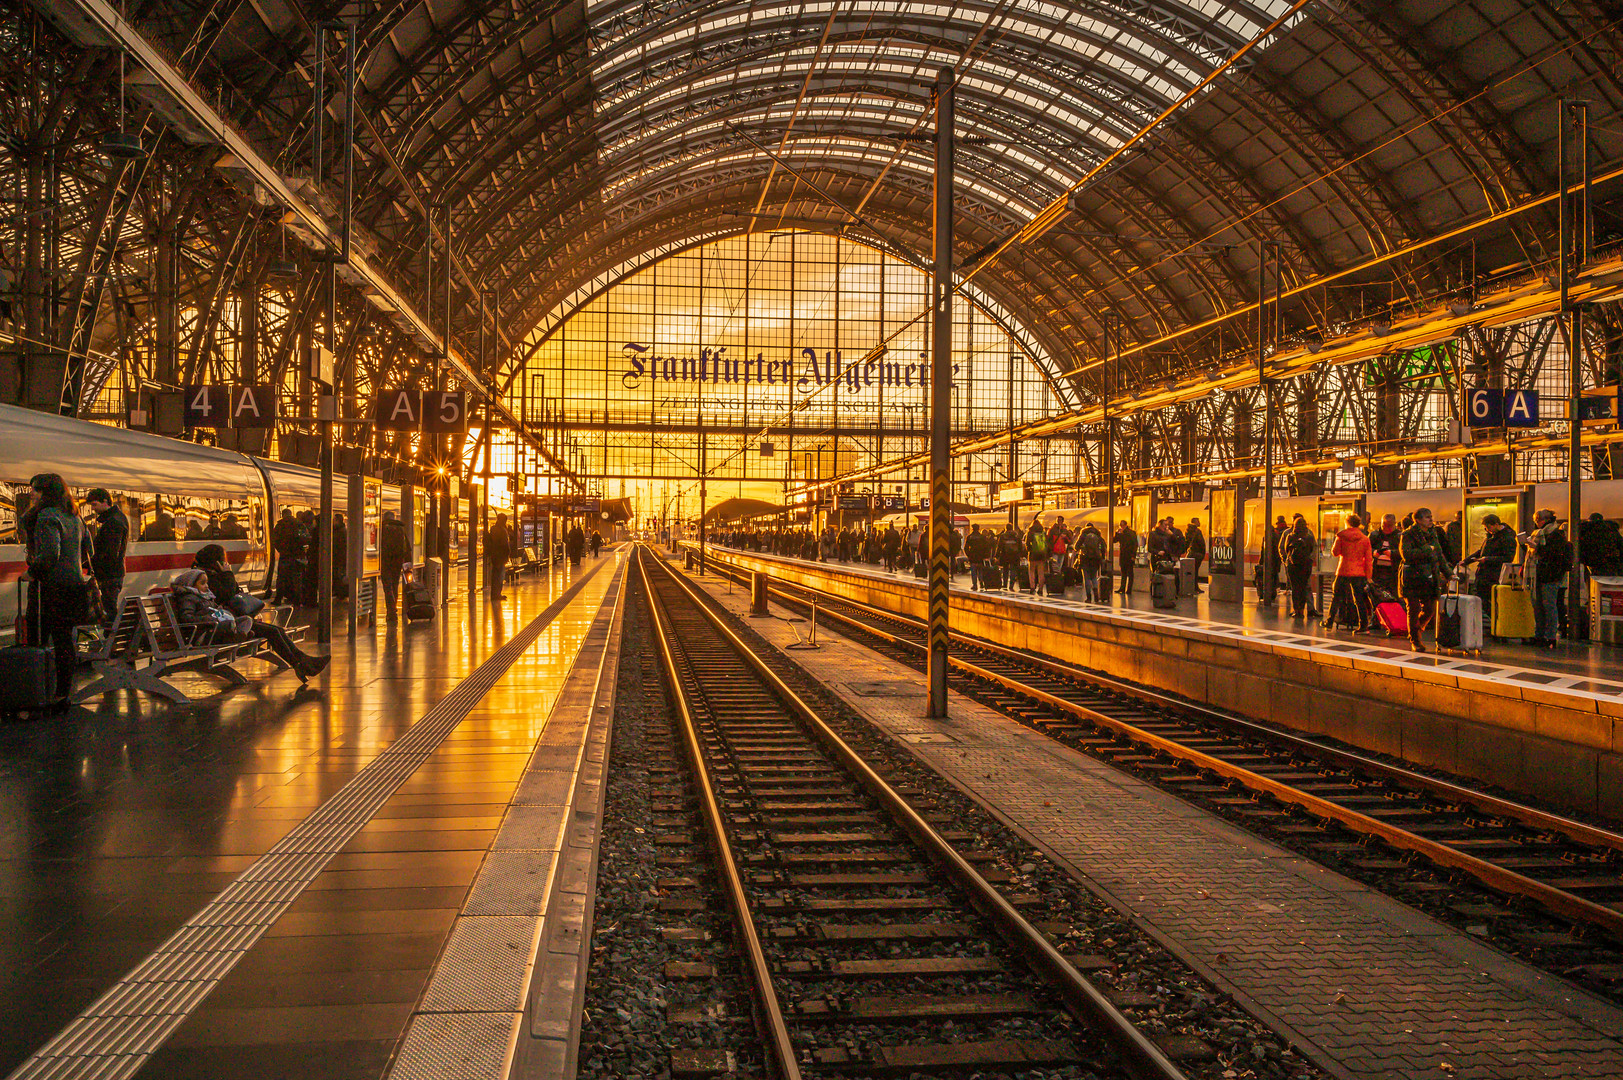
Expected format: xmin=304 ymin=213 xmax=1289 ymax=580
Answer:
xmin=402 ymin=567 xmax=436 ymax=622
xmin=1177 ymin=557 xmax=1199 ymax=596
xmin=1492 ymin=583 xmax=1535 ymax=640
xmin=913 ymin=561 xmax=927 ymax=580
xmin=3 ymin=583 xmax=57 ymax=719
xmin=1439 ymin=592 xmax=1483 ymax=652
xmin=1046 ymin=572 xmax=1065 ymax=597
xmin=1375 ymin=600 xmax=1408 ymax=637
xmin=980 ymin=563 xmax=1003 ymax=589
xmin=1152 ymin=572 xmax=1178 ymax=608
xmin=1013 ymin=562 xmax=1031 ymax=592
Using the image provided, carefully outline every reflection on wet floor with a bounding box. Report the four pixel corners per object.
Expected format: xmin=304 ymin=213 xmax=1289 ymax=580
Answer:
xmin=0 ymin=555 xmax=614 ymax=1077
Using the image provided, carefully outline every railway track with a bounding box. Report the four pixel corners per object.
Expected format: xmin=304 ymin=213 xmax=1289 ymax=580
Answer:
xmin=699 ymin=550 xmax=1623 ymax=953
xmin=635 ymin=548 xmax=1190 ymax=1080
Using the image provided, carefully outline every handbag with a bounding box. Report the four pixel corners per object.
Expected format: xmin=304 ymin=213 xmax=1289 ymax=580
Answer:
xmin=229 ymin=593 xmax=267 ymax=617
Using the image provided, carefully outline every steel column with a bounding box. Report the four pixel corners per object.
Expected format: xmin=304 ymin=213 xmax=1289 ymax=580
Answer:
xmin=927 ymin=66 xmax=954 ymax=719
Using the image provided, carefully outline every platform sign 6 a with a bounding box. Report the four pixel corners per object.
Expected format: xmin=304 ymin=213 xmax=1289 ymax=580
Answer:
xmin=184 ymin=384 xmax=278 ymax=428
xmin=1468 ymin=388 xmax=1541 ymax=428
xmin=422 ymin=391 xmax=468 ymax=433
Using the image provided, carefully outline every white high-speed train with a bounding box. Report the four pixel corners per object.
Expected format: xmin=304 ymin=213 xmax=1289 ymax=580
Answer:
xmin=0 ymin=402 xmax=465 ymax=632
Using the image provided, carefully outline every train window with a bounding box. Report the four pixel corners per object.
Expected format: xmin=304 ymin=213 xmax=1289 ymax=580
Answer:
xmin=0 ymin=484 xmax=24 ymax=545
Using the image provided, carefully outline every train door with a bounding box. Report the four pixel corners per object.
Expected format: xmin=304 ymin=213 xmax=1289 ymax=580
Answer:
xmin=1317 ymin=495 xmax=1366 ymax=576
xmin=1466 ymin=485 xmax=1531 ymax=565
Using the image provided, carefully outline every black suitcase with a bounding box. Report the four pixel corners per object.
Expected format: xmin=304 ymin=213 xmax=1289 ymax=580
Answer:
xmin=979 ymin=563 xmax=1002 ymax=589
xmin=1152 ymin=572 xmax=1178 ymax=609
xmin=1013 ymin=562 xmax=1031 ymax=591
xmin=3 ymin=583 xmax=57 ymax=718
xmin=913 ymin=561 xmax=927 ymax=580
xmin=1046 ymin=574 xmax=1065 ymax=597
xmin=403 ymin=581 xmax=435 ymax=622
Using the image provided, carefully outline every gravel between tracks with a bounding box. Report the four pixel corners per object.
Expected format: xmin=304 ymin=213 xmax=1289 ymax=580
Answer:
xmin=622 ymin=560 xmax=1326 ymax=1080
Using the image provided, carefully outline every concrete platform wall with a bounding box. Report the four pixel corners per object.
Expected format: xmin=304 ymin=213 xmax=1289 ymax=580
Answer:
xmin=702 ymin=547 xmax=1623 ymax=821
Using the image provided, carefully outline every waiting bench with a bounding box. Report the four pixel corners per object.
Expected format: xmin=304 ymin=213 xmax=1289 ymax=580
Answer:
xmin=72 ymin=593 xmax=309 ymax=706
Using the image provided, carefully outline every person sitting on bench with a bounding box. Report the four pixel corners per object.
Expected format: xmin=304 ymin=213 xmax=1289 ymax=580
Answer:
xmin=172 ymin=564 xmax=329 ymax=682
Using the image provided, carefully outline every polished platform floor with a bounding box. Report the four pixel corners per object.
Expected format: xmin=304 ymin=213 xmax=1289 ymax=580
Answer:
xmin=0 ymin=551 xmax=624 ymax=1079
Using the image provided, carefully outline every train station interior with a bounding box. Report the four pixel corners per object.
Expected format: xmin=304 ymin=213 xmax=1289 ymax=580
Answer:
xmin=1 ymin=0 xmax=1623 ymax=1076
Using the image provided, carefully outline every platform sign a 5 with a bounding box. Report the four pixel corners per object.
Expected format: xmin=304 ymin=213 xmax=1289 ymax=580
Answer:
xmin=422 ymin=391 xmax=469 ymax=433
xmin=231 ymin=385 xmax=278 ymax=428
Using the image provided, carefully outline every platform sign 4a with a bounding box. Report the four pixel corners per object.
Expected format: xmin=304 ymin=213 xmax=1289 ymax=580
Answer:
xmin=184 ymin=384 xmax=278 ymax=428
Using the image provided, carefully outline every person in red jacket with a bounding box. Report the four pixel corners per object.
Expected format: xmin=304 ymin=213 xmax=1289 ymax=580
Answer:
xmin=1325 ymin=515 xmax=1374 ymax=632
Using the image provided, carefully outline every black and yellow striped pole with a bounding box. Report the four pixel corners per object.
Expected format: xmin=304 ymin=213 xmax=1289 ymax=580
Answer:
xmin=928 ymin=66 xmax=954 ymax=719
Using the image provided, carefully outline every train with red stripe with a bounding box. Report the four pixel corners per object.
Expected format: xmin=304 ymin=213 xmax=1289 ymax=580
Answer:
xmin=1 ymin=403 xmax=460 ymax=633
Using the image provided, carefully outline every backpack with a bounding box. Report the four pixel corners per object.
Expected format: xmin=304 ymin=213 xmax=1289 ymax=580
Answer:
xmin=1080 ymin=530 xmax=1104 ymax=561
xmin=999 ymin=534 xmax=1022 ymax=561
xmin=1540 ymin=530 xmax=1573 ymax=576
xmin=1029 ymin=532 xmax=1048 ymax=559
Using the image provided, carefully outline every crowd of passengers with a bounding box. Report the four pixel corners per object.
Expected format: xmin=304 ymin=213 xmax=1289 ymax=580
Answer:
xmin=712 ymin=504 xmax=1621 ymax=656
xmin=710 ymin=516 xmax=1205 ymax=605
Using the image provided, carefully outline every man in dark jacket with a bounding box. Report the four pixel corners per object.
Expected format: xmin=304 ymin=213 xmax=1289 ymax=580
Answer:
xmin=1400 ymin=507 xmax=1449 ymax=651
xmin=271 ymin=508 xmax=305 ymax=604
xmin=1281 ymin=516 xmax=1319 ymax=619
xmin=85 ymin=488 xmax=128 ymax=625
xmin=965 ymin=524 xmax=991 ymax=590
xmin=1463 ymin=513 xmax=1516 ymax=633
xmin=1580 ymin=512 xmax=1623 ymax=576
xmin=380 ymin=511 xmax=410 ymax=620
xmin=1114 ymin=521 xmax=1139 ymax=596
xmin=1076 ymin=523 xmax=1106 ymax=602
xmin=486 ymin=513 xmax=513 ymax=600
xmin=1368 ymin=514 xmax=1401 ymax=600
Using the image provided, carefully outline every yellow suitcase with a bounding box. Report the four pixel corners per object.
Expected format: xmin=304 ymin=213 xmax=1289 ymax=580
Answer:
xmin=1492 ymin=583 xmax=1536 ymax=640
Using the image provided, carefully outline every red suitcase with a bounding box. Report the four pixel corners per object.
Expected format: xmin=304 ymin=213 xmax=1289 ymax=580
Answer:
xmin=1375 ymin=601 xmax=1408 ymax=637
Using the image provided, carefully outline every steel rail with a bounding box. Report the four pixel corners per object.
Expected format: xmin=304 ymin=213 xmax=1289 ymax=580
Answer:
xmin=636 ymin=550 xmax=802 ymax=1080
xmin=644 ymin=548 xmax=1190 ymax=1080
xmin=700 ymin=551 xmax=1623 ymax=938
xmin=750 ymin=566 xmax=1623 ymax=856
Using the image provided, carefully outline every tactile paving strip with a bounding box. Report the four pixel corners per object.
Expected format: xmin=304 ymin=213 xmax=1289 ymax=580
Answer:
xmin=390 ymin=568 xmax=626 ymax=1080
xmin=5 ymin=561 xmax=610 ymax=1080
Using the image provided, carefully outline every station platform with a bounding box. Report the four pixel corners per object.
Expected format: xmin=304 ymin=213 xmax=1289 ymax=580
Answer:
xmin=0 ymin=550 xmax=626 ymax=1080
xmin=678 ymin=554 xmax=1623 ymax=1080
xmin=697 ymin=545 xmax=1623 ymax=820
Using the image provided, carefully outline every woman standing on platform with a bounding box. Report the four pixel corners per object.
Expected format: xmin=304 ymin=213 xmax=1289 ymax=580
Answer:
xmin=20 ymin=473 xmax=91 ymax=710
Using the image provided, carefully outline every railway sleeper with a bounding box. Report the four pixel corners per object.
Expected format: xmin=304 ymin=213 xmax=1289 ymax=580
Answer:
xmin=806 ymin=1036 xmax=1086 ymax=1074
xmin=791 ymin=991 xmax=1038 ymax=1022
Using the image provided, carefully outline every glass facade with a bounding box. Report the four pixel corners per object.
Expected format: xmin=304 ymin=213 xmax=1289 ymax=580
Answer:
xmin=493 ymin=232 xmax=1075 ymax=523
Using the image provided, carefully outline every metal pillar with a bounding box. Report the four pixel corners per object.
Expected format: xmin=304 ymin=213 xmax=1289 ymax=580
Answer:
xmin=1561 ymin=100 xmax=1590 ymax=635
xmin=1105 ymin=314 xmax=1117 ymax=561
xmin=927 ymin=66 xmax=954 ymax=719
xmin=314 ymin=28 xmax=334 ymax=644
xmin=1258 ymin=241 xmax=1275 ymax=604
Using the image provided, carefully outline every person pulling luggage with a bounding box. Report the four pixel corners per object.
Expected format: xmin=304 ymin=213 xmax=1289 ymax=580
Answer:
xmin=19 ymin=473 xmax=92 ymax=712
xmin=380 ymin=511 xmax=410 ymax=621
xmin=1400 ymin=507 xmax=1449 ymax=652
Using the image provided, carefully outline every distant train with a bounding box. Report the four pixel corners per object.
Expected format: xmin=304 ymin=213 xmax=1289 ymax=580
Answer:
xmin=0 ymin=403 xmax=465 ymax=632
